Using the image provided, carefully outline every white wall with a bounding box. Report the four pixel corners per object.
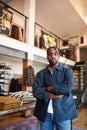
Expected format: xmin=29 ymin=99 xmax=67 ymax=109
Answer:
xmin=0 ymin=55 xmax=47 ymax=78
xmin=8 ymin=0 xmax=26 ymax=28
xmin=8 ymin=0 xmax=24 ymax=14
xmin=32 ymin=61 xmax=47 ymax=75
xmin=0 ymin=55 xmax=23 ymax=77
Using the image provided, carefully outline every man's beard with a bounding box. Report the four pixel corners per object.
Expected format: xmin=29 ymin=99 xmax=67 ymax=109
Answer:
xmin=49 ymin=60 xmax=58 ymax=66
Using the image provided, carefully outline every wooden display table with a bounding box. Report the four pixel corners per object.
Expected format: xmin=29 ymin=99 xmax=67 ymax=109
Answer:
xmin=0 ymin=102 xmax=35 ymax=117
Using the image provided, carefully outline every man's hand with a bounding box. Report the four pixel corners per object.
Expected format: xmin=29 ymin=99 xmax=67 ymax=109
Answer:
xmin=46 ymin=86 xmax=54 ymax=93
xmin=42 ymin=86 xmax=54 ymax=93
xmin=42 ymin=87 xmax=63 ymax=99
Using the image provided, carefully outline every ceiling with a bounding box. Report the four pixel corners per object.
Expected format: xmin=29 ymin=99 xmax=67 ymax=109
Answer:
xmin=1 ymin=0 xmax=87 ymax=39
xmin=35 ymin=0 xmax=87 ymax=39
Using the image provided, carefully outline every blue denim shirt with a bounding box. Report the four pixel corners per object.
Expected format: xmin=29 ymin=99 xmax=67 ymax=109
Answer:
xmin=33 ymin=63 xmax=78 ymax=122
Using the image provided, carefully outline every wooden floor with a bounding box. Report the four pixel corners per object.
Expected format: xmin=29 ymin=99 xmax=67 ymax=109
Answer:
xmin=0 ymin=104 xmax=87 ymax=129
xmin=72 ymin=104 xmax=87 ymax=129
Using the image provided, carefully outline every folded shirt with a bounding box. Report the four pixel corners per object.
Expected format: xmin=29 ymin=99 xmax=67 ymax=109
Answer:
xmin=9 ymin=91 xmax=36 ymax=104
xmin=0 ymin=96 xmax=21 ymax=110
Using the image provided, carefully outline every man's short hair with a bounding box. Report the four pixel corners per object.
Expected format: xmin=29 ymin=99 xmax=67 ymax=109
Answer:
xmin=47 ymin=46 xmax=60 ymax=55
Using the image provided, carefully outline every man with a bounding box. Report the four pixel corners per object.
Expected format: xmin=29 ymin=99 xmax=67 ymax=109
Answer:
xmin=33 ymin=46 xmax=78 ymax=130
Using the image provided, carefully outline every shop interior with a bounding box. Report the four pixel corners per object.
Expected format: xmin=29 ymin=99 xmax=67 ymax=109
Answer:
xmin=0 ymin=0 xmax=87 ymax=130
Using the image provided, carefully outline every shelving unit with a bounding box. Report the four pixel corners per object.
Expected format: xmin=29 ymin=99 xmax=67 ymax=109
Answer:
xmin=0 ymin=63 xmax=11 ymax=95
xmin=72 ymin=61 xmax=87 ymax=107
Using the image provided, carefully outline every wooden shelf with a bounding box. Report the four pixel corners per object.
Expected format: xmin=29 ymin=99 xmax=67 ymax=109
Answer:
xmin=0 ymin=102 xmax=35 ymax=117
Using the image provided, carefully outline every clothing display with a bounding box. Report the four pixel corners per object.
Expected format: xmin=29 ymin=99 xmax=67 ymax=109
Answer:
xmin=0 ymin=63 xmax=11 ymax=96
xmin=9 ymin=78 xmax=22 ymax=92
xmin=24 ymin=65 xmax=35 ymax=87
xmin=11 ymin=24 xmax=23 ymax=41
xmin=39 ymin=30 xmax=57 ymax=49
xmin=9 ymin=91 xmax=36 ymax=105
xmin=0 ymin=6 xmax=13 ymax=36
xmin=0 ymin=96 xmax=21 ymax=110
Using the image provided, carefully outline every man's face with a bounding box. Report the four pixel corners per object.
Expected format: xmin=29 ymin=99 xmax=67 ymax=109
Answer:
xmin=47 ymin=48 xmax=59 ymax=66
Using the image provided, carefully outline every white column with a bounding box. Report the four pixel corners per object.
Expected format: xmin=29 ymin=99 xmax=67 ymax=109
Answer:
xmin=24 ymin=0 xmax=35 ymax=45
xmin=76 ymin=46 xmax=80 ymax=61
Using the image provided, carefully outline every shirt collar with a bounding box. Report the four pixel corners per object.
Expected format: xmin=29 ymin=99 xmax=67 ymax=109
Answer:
xmin=45 ymin=63 xmax=64 ymax=73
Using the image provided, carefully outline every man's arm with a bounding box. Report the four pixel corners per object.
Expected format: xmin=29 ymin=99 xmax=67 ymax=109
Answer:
xmin=42 ymin=86 xmax=64 ymax=99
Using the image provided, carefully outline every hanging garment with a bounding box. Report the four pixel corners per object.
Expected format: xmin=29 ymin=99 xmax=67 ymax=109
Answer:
xmin=24 ymin=65 xmax=35 ymax=87
xmin=9 ymin=78 xmax=22 ymax=92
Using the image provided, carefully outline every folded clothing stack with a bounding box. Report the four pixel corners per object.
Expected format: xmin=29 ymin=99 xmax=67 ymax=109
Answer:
xmin=9 ymin=91 xmax=36 ymax=105
xmin=73 ymin=70 xmax=79 ymax=79
xmin=0 ymin=96 xmax=21 ymax=110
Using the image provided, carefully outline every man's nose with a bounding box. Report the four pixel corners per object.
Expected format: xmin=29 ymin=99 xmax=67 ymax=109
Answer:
xmin=52 ymin=53 xmax=55 ymax=58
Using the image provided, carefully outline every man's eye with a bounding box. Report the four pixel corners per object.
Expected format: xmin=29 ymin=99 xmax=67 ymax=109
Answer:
xmin=55 ymin=53 xmax=58 ymax=55
xmin=48 ymin=53 xmax=52 ymax=55
xmin=48 ymin=53 xmax=58 ymax=56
